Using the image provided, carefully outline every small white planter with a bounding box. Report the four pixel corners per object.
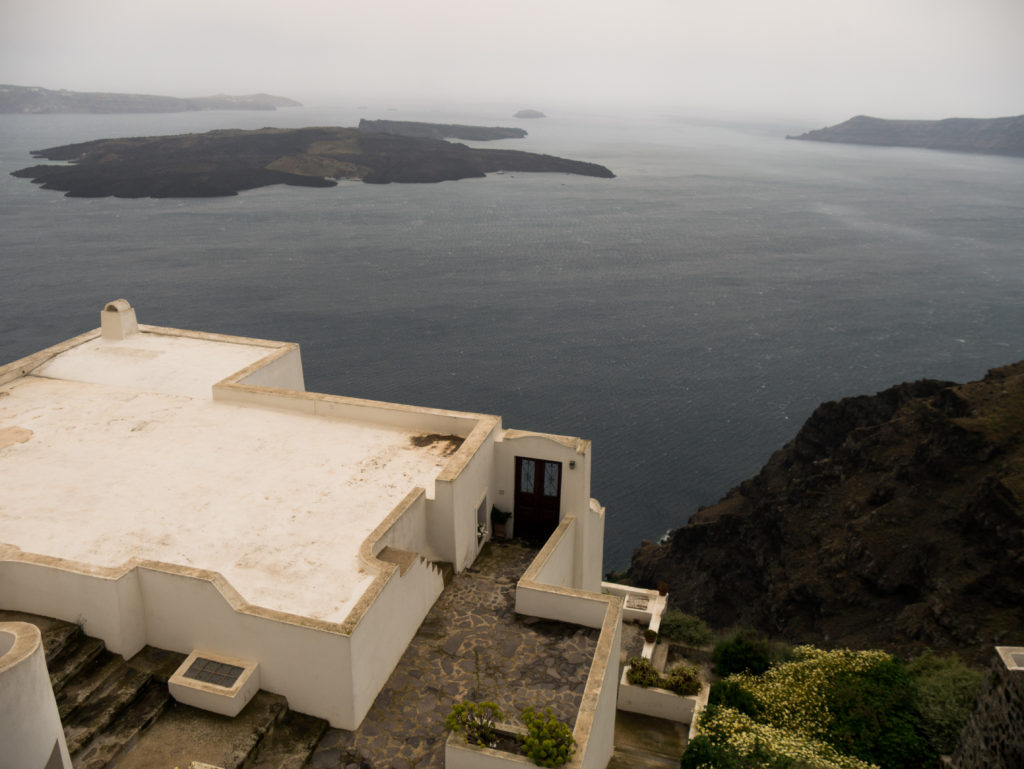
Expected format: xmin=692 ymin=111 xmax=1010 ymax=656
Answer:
xmin=444 ymin=725 xmax=533 ymax=769
xmin=617 ymin=665 xmax=700 ymax=723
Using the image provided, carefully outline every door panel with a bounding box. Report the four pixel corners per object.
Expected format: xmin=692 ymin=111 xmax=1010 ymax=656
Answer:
xmin=514 ymin=456 xmax=561 ymax=541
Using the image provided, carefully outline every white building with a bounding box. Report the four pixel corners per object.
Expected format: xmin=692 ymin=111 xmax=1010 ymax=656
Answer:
xmin=1 ymin=301 xmax=622 ymax=768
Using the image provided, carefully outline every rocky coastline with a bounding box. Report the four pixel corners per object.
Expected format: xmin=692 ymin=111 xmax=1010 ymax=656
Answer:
xmin=11 ymin=126 xmax=614 ymax=198
xmin=788 ymin=114 xmax=1024 ymax=157
xmin=625 ymin=362 xmax=1024 ymax=662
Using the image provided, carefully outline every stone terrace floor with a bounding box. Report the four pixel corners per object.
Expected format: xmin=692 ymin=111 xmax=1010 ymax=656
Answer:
xmin=309 ymin=540 xmax=600 ymax=769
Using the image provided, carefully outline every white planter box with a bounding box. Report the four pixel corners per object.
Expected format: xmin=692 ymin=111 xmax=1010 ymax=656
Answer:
xmin=169 ymin=650 xmax=260 ymax=718
xmin=444 ymin=728 xmax=533 ymax=769
xmin=617 ymin=666 xmax=699 ymax=723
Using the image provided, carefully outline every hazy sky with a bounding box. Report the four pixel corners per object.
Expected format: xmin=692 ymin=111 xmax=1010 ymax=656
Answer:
xmin=1 ymin=0 xmax=1021 ymax=121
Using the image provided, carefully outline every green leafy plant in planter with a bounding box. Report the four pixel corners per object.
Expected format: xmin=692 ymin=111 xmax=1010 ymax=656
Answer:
xmin=626 ymin=656 xmax=662 ymax=688
xmin=444 ymin=700 xmax=504 ymax=747
xmin=520 ymin=706 xmax=575 ymax=767
xmin=663 ymin=663 xmax=702 ymax=696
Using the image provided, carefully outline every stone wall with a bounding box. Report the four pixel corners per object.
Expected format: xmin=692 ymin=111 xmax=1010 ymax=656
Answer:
xmin=952 ymin=646 xmax=1024 ymax=769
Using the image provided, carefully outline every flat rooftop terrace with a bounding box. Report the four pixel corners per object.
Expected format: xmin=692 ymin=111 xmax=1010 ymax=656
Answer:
xmin=0 ymin=327 xmax=463 ymax=623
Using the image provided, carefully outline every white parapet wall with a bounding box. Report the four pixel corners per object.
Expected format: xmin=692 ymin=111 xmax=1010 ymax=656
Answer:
xmin=0 ymin=622 xmax=72 ymax=769
xmin=0 ymin=531 xmax=444 ymax=729
xmin=432 ymin=419 xmax=501 ymax=572
xmin=601 ymin=583 xmax=665 ymax=626
xmin=515 ymin=517 xmax=610 ymax=629
xmin=234 ymin=344 xmax=306 ymax=392
xmin=512 ymin=514 xmax=624 ymax=769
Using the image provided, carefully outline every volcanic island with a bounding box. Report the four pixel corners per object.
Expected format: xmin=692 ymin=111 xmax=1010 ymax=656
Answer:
xmin=11 ymin=125 xmax=614 ymax=198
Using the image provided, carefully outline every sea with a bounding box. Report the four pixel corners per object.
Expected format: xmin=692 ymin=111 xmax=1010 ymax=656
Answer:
xmin=2 ymin=101 xmax=1022 ymax=569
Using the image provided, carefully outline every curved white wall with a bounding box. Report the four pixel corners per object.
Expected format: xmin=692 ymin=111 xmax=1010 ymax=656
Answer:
xmin=0 ymin=622 xmax=72 ymax=769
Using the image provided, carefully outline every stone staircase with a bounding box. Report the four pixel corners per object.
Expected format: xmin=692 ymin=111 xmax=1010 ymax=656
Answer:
xmin=0 ymin=610 xmax=357 ymax=769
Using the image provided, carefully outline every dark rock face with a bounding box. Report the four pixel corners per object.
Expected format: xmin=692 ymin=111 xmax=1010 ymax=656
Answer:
xmin=626 ymin=362 xmax=1024 ymax=661
xmin=357 ymin=119 xmax=527 ymax=141
xmin=11 ymin=126 xmax=614 ymax=198
xmin=788 ymin=114 xmax=1024 ymax=158
xmin=0 ymin=84 xmax=301 ymax=113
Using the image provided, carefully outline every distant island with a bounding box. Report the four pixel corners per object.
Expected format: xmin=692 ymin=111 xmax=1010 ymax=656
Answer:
xmin=0 ymin=84 xmax=301 ymax=113
xmin=788 ymin=114 xmax=1024 ymax=157
xmin=357 ymin=119 xmax=526 ymax=141
xmin=514 ymin=109 xmax=546 ymax=119
xmin=11 ymin=126 xmax=614 ymax=197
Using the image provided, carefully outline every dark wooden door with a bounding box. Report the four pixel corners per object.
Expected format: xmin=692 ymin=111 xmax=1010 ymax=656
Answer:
xmin=514 ymin=456 xmax=562 ymax=541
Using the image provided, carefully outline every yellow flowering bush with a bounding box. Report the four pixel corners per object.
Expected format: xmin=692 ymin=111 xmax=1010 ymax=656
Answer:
xmin=696 ymin=706 xmax=879 ymax=769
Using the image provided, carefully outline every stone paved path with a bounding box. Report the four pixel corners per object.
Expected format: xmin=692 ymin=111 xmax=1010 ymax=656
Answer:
xmin=309 ymin=541 xmax=599 ymax=769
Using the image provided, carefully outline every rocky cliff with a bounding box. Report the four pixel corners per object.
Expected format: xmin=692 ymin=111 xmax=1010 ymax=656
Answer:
xmin=626 ymin=362 xmax=1024 ymax=662
xmin=788 ymin=114 xmax=1024 ymax=158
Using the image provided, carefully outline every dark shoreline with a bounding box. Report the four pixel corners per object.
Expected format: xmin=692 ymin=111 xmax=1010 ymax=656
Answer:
xmin=11 ymin=125 xmax=614 ymax=198
xmin=788 ymin=114 xmax=1024 ymax=158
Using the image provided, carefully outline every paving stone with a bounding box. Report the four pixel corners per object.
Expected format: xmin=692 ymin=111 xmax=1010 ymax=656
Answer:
xmin=316 ymin=730 xmax=342 ymax=749
xmin=310 ymin=748 xmax=341 ymax=769
xmin=305 ymin=541 xmax=598 ymax=768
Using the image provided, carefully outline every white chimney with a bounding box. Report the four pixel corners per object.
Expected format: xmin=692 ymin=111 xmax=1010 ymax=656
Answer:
xmin=100 ymin=299 xmax=138 ymax=340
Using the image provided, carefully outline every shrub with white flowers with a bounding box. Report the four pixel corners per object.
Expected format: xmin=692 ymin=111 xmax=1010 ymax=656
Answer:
xmin=684 ymin=645 xmax=937 ymax=769
xmin=692 ymin=706 xmax=878 ymax=769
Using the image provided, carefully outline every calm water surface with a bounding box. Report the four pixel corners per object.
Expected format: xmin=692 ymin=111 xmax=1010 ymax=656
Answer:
xmin=2 ymin=102 xmax=1022 ymax=567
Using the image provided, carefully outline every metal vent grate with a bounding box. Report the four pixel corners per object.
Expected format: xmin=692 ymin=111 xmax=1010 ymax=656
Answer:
xmin=625 ymin=594 xmax=649 ymax=610
xmin=183 ymin=657 xmax=245 ymax=688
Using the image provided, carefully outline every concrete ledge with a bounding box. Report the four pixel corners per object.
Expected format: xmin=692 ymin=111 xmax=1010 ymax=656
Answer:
xmin=997 ymin=645 xmax=1024 ymax=671
xmin=601 ymin=583 xmax=665 ymax=625
xmin=0 ymin=329 xmax=100 ymax=387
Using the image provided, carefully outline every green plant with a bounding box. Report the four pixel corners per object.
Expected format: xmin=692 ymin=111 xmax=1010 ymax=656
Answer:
xmin=659 ymin=609 xmax=714 ymax=647
xmin=663 ymin=663 xmax=702 ymax=696
xmin=712 ymin=630 xmax=791 ymax=677
xmin=444 ymin=700 xmax=504 ymax=747
xmin=822 ymin=657 xmax=934 ymax=769
xmin=643 ymin=627 xmax=659 ymax=643
xmin=520 ymin=706 xmax=575 ymax=767
xmin=708 ymin=679 xmax=763 ymax=718
xmin=907 ymin=650 xmax=983 ymax=755
xmin=626 ymin=656 xmax=662 ymax=687
xmin=680 ymin=734 xmax=808 ymax=769
xmin=626 ymin=657 xmax=703 ymax=696
xmin=695 ymin=705 xmax=878 ymax=769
